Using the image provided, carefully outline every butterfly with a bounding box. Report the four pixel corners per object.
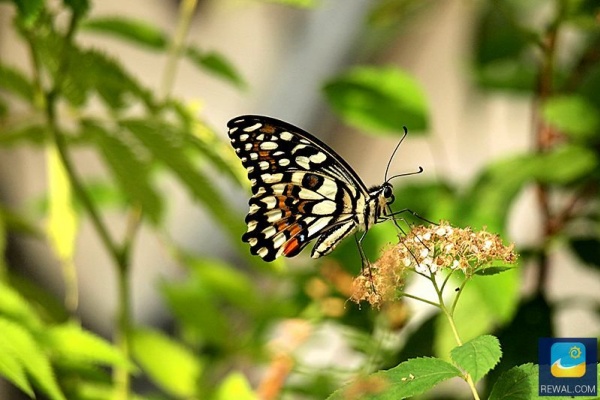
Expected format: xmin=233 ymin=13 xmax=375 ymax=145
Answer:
xmin=228 ymin=115 xmax=416 ymax=263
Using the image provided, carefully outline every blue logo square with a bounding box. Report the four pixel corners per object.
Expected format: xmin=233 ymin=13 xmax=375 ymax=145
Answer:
xmin=539 ymin=338 xmax=597 ymax=396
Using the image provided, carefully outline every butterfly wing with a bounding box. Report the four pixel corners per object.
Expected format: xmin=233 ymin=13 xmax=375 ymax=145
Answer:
xmin=228 ymin=115 xmax=371 ymax=261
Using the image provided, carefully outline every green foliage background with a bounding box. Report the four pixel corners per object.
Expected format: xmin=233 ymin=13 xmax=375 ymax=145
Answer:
xmin=0 ymin=0 xmax=599 ymax=399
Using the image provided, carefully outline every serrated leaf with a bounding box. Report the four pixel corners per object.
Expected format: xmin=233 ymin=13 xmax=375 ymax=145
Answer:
xmin=489 ymin=363 xmax=535 ymax=400
xmin=121 ymin=119 xmax=248 ymax=256
xmin=0 ymin=63 xmax=35 ymax=102
xmin=475 ymin=266 xmax=515 ymax=276
xmin=542 ymin=95 xmax=600 ymax=140
xmin=132 ymin=328 xmax=203 ymax=398
xmin=0 ymin=278 xmax=43 ymax=330
xmin=0 ymin=317 xmax=66 ymax=400
xmin=451 ymin=335 xmax=501 ymax=383
xmin=83 ymin=122 xmax=162 ymax=223
xmin=185 ymin=47 xmax=246 ymax=88
xmin=215 ymin=372 xmax=258 ymax=400
xmin=45 ymin=322 xmax=133 ymax=370
xmin=323 ymin=66 xmax=429 ymax=134
xmin=327 ymin=357 xmax=461 ymax=400
xmin=82 ymin=17 xmax=167 ymax=50
xmin=0 ymin=319 xmax=34 ymax=397
xmin=62 ymin=48 xmax=153 ymax=110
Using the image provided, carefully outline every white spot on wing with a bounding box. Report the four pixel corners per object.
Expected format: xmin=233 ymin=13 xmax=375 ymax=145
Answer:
xmin=307 ymin=216 xmax=333 ymax=237
xmin=258 ymin=247 xmax=269 ymax=258
xmin=312 ymin=200 xmax=337 ymax=215
xmin=239 ymin=133 xmax=249 ymax=141
xmin=278 ymin=158 xmax=291 ymax=167
xmin=310 ymin=152 xmax=327 ymax=164
xmin=261 ymin=196 xmax=277 ymax=209
xmin=273 ymin=232 xmax=286 ymax=249
xmin=261 ymin=173 xmax=284 ymax=183
xmin=244 ymin=123 xmax=262 ymax=132
xmin=280 ymin=131 xmax=293 ymax=141
xmin=296 ymin=156 xmax=310 ymax=169
xmin=262 ymin=226 xmax=276 ymax=238
xmin=260 ymin=142 xmax=278 ymax=150
xmin=259 ymin=161 xmax=270 ymax=170
xmin=229 ymin=127 xmax=238 ymax=133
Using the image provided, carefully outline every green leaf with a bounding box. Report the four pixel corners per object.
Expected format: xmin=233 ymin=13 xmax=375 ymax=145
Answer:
xmin=327 ymin=357 xmax=461 ymax=400
xmin=82 ymin=17 xmax=167 ymax=50
xmin=185 ymin=47 xmax=246 ymax=88
xmin=131 ymin=328 xmax=203 ymax=398
xmin=472 ymin=2 xmax=538 ymax=92
xmin=474 ymin=266 xmax=515 ymax=276
xmin=45 ymin=322 xmax=133 ymax=369
xmin=0 ymin=63 xmax=35 ymax=102
xmin=46 ymin=144 xmax=78 ymax=265
xmin=535 ymin=144 xmax=598 ymax=184
xmin=121 ymin=120 xmax=249 ymax=258
xmin=542 ymin=95 xmax=600 ymax=140
xmin=435 ymin=269 xmax=520 ymax=361
xmin=12 ymin=0 xmax=44 ymax=27
xmin=0 ymin=318 xmax=35 ymax=397
xmin=215 ymin=372 xmax=258 ymax=400
xmin=83 ymin=122 xmax=162 ymax=223
xmin=62 ymin=0 xmax=89 ymax=16
xmin=323 ymin=66 xmax=429 ymax=134
xmin=0 ymin=280 xmax=42 ymax=330
xmin=489 ymin=363 xmax=535 ymax=400
xmin=450 ymin=335 xmax=502 ymax=383
xmin=62 ymin=48 xmax=153 ymax=110
xmin=0 ymin=317 xmax=66 ymax=400
xmin=0 ymin=125 xmax=47 ymax=147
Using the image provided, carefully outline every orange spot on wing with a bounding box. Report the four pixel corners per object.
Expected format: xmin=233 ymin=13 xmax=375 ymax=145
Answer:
xmin=283 ymin=238 xmax=300 ymax=257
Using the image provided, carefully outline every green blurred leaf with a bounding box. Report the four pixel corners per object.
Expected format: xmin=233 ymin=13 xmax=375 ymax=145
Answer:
xmin=578 ymin=64 xmax=600 ymax=111
xmin=46 ymin=144 xmax=78 ymax=265
xmin=121 ymin=119 xmax=248 ymax=257
xmin=83 ymin=122 xmax=162 ymax=223
xmin=0 ymin=317 xmax=66 ymax=400
xmin=535 ymin=144 xmax=598 ymax=184
xmin=12 ymin=0 xmax=44 ymax=27
xmin=0 ymin=318 xmax=35 ymax=397
xmin=215 ymin=372 xmax=258 ymax=400
xmin=324 ymin=66 xmax=429 ymax=134
xmin=0 ymin=63 xmax=35 ymax=102
xmin=542 ymin=96 xmax=600 ymax=140
xmin=0 ymin=125 xmax=47 ymax=147
xmin=185 ymin=48 xmax=246 ymax=88
xmin=327 ymin=357 xmax=461 ymax=399
xmin=46 ymin=322 xmax=133 ymax=370
xmin=488 ymin=363 xmax=535 ymax=400
xmin=132 ymin=328 xmax=203 ymax=398
xmin=472 ymin=2 xmax=538 ymax=92
xmin=82 ymin=17 xmax=167 ymax=50
xmin=62 ymin=0 xmax=89 ymax=15
xmin=435 ymin=269 xmax=520 ymax=361
xmin=61 ymin=48 xmax=153 ymax=110
xmin=0 ymin=275 xmax=43 ymax=331
xmin=484 ymin=294 xmax=553 ymax=397
xmin=451 ymin=335 xmax=501 ymax=383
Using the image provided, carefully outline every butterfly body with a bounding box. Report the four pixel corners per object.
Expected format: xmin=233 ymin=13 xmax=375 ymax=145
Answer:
xmin=228 ymin=115 xmax=395 ymax=262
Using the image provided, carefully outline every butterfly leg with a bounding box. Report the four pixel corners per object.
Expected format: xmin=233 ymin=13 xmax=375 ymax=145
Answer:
xmin=355 ymin=231 xmax=377 ymax=292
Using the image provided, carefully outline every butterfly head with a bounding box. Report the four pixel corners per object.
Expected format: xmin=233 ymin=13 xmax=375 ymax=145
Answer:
xmin=382 ymin=182 xmax=395 ymax=205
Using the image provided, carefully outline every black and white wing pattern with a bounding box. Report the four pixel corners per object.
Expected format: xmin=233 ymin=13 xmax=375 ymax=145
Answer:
xmin=228 ymin=115 xmax=395 ymax=262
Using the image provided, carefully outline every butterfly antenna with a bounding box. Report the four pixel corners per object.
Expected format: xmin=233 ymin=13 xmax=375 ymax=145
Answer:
xmin=384 ymin=126 xmax=408 ymax=182
xmin=387 ymin=166 xmax=424 ymax=183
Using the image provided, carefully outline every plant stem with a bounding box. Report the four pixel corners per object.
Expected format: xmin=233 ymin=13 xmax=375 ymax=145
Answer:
xmin=433 ymin=275 xmax=481 ymax=400
xmin=159 ymin=0 xmax=198 ymax=99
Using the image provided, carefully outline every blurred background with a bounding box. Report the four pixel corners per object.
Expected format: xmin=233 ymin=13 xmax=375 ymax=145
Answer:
xmin=0 ymin=0 xmax=599 ymax=399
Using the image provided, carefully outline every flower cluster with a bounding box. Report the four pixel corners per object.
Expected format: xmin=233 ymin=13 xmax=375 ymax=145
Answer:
xmin=351 ymin=221 xmax=517 ymax=307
